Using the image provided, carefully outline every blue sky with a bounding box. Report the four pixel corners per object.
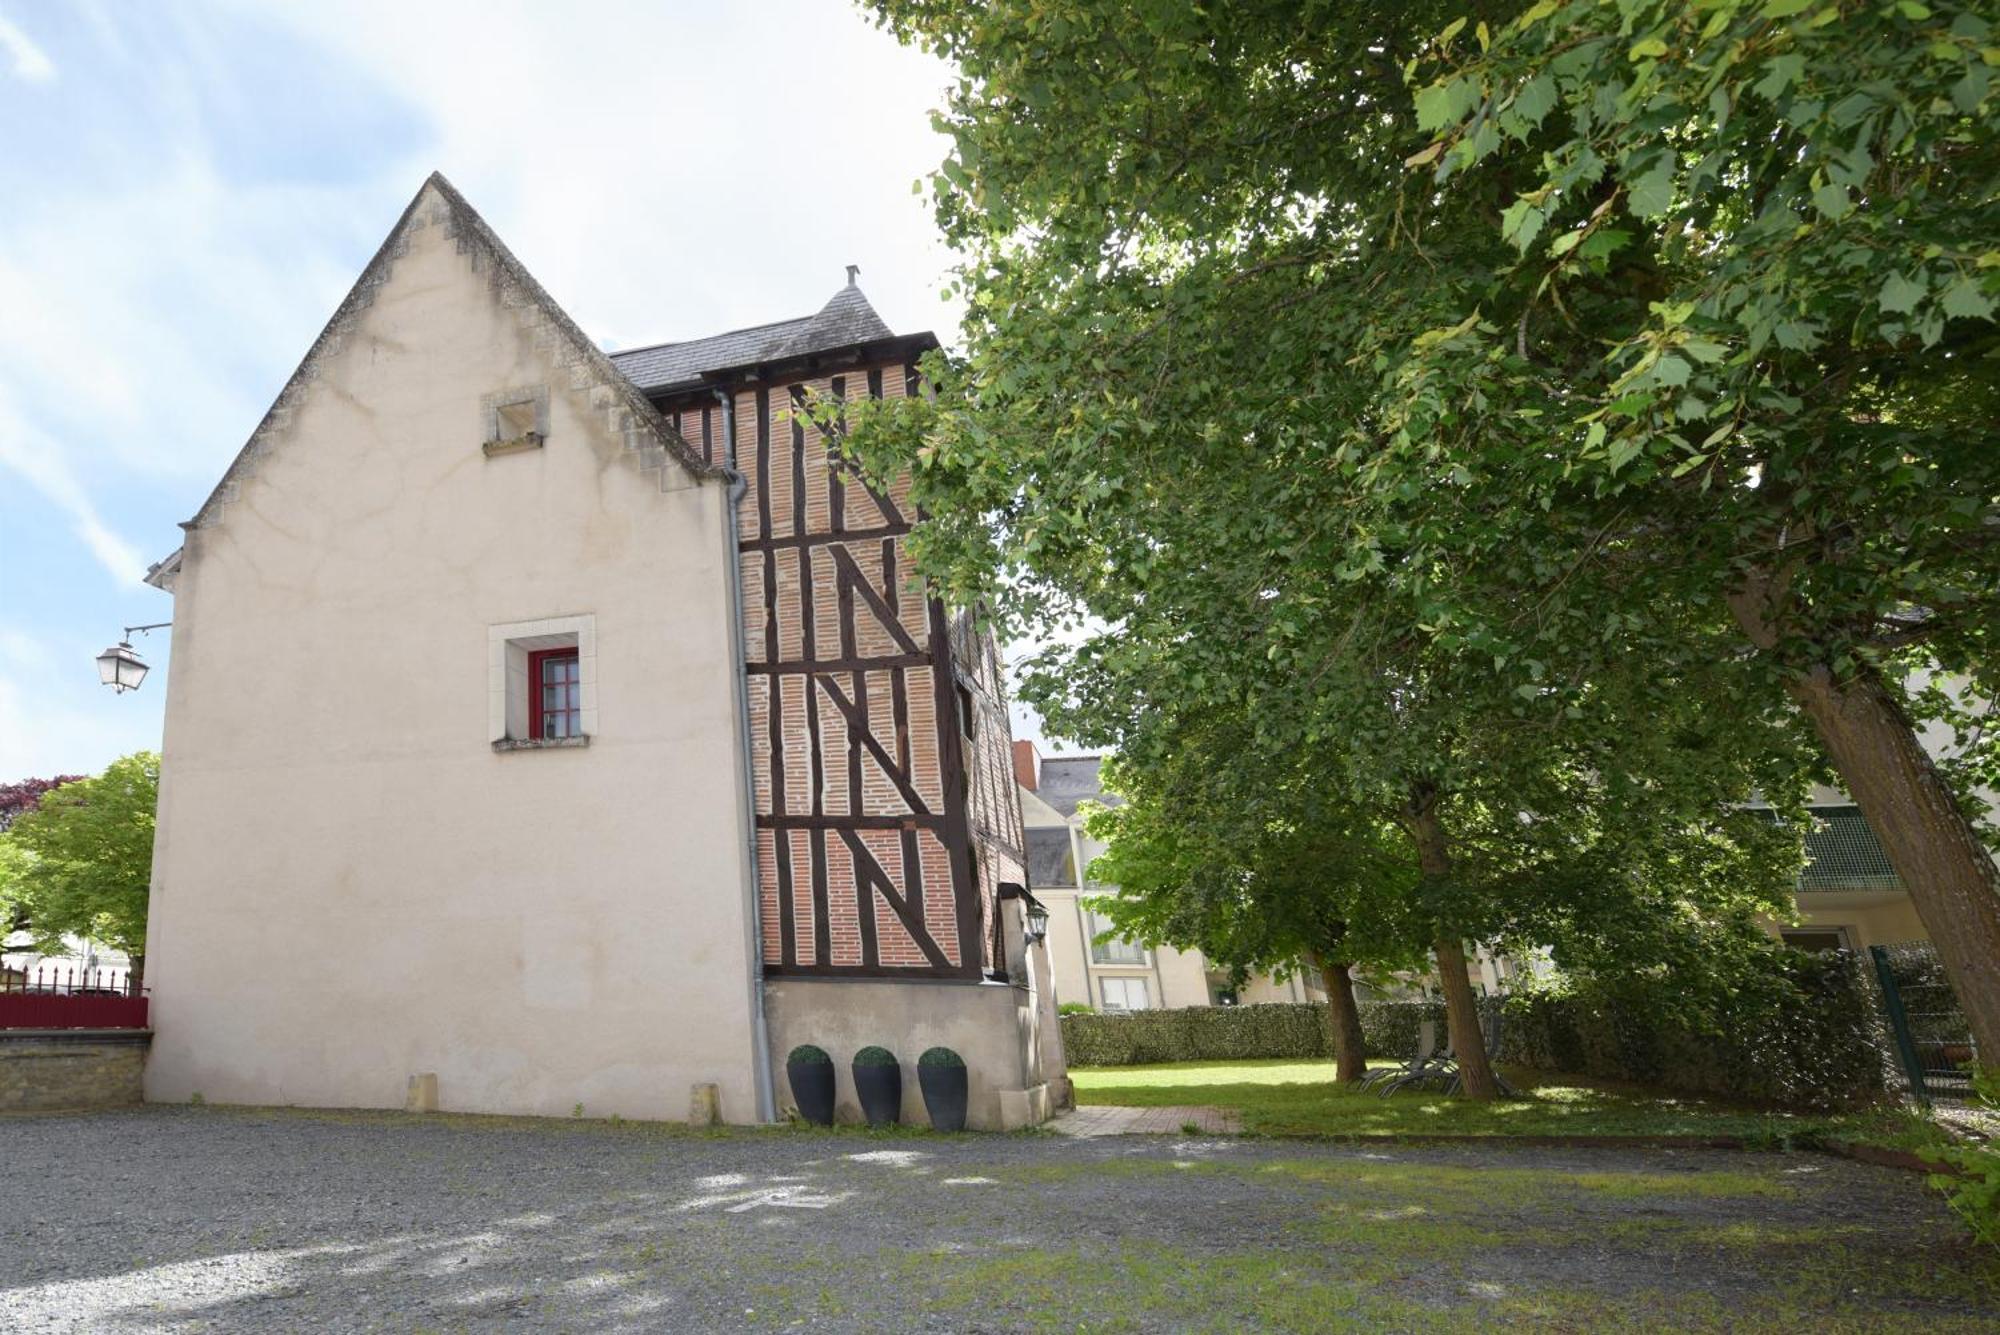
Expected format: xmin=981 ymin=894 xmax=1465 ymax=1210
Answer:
xmin=0 ymin=1 xmax=1077 ymax=781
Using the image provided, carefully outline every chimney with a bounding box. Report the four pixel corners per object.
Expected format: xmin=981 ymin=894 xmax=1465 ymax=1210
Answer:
xmin=1012 ymin=739 xmax=1040 ymax=791
xmin=845 ymin=263 xmax=860 ymax=286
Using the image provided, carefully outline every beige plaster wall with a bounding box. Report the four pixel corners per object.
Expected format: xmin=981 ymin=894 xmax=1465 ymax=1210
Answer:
xmin=144 ymin=187 xmax=760 ymax=1123
xmin=1154 ymin=945 xmax=1216 ymax=1008
xmin=1777 ymin=893 xmax=1931 ymax=951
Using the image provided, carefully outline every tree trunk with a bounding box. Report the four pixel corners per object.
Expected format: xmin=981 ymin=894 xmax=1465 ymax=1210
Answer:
xmin=1430 ymin=937 xmax=1498 ymax=1100
xmin=1311 ymin=951 xmax=1369 ymax=1083
xmin=126 ymin=953 xmax=145 ymax=998
xmin=1787 ymin=664 xmax=2000 ymax=1062
xmin=1406 ymin=788 xmax=1500 ymax=1100
xmin=1727 ymin=575 xmax=2000 ymax=1065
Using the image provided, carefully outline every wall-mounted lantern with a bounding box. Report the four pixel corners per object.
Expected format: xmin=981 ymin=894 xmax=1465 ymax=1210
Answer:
xmin=96 ymin=623 xmax=171 ymax=694
xmin=1000 ymin=882 xmax=1051 ymax=944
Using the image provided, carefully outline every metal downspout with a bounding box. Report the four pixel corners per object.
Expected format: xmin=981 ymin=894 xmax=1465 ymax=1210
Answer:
xmin=717 ymin=386 xmax=776 ymax=1123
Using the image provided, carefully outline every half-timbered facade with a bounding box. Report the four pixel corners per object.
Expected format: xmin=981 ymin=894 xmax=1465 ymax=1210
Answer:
xmin=629 ymin=350 xmax=1026 ymax=988
xmin=139 ymin=175 xmax=1061 ymax=1130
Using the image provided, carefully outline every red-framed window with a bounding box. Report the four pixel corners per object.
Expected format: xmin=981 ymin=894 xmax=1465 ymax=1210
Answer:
xmin=528 ymin=648 xmax=581 ymax=739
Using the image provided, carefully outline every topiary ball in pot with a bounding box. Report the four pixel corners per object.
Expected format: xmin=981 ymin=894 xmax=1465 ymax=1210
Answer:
xmin=851 ymin=1045 xmax=902 ymax=1128
xmin=786 ymin=1044 xmax=836 ymax=1126
xmin=917 ymin=1047 xmax=969 ymax=1131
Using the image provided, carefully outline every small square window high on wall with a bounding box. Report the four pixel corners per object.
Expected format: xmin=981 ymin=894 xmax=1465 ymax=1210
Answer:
xmin=489 ymin=615 xmax=596 ymax=750
xmin=481 ymin=385 xmax=549 ymax=457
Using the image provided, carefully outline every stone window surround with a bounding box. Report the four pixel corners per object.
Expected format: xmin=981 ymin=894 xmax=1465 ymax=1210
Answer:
xmin=481 ymin=384 xmax=550 ymax=458
xmin=490 ymin=614 xmax=596 ymax=750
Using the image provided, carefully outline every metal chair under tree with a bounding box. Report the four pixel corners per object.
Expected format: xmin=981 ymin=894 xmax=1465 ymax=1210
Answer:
xmin=1367 ymin=1019 xmax=1450 ymax=1095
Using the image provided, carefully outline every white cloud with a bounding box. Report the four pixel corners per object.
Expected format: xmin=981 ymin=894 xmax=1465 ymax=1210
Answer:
xmin=0 ymin=387 xmax=146 ymax=585
xmin=245 ymin=0 xmax=966 ymax=352
xmin=0 ymin=11 xmax=55 ymax=83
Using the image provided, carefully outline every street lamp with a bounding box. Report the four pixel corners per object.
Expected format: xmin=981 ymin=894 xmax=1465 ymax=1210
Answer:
xmin=96 ymin=622 xmax=170 ymax=693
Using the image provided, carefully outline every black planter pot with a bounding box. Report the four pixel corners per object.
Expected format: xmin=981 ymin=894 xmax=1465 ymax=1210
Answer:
xmin=852 ymin=1062 xmax=902 ymax=1128
xmin=788 ymin=1061 xmax=836 ymax=1126
xmin=918 ymin=1064 xmax=969 ymax=1131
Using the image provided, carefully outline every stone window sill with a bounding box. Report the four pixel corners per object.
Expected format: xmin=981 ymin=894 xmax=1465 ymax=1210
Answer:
xmin=482 ymin=432 xmax=545 ymax=458
xmin=492 ymin=734 xmax=590 ymax=753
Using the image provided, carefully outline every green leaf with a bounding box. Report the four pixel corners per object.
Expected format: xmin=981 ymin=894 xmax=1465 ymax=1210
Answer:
xmin=1414 ymin=81 xmax=1463 ymax=133
xmin=1762 ymin=0 xmax=1815 ymax=16
xmin=1512 ymin=75 xmax=1557 ymax=128
xmin=1625 ymin=155 xmax=1677 ymax=219
xmin=1501 ymin=197 xmax=1547 ymax=251
xmin=1811 ymin=182 xmax=1852 ymax=220
xmin=1939 ymin=277 xmax=1997 ymax=322
xmin=1950 ymin=64 xmax=1990 ymax=114
xmin=1578 ymin=227 xmax=1633 ymax=260
xmin=1652 ymin=355 xmax=1692 ymax=388
xmin=1878 ymin=271 xmax=1927 ymax=314
xmin=1630 ymin=36 xmax=1669 ymax=61
xmin=1753 ymin=53 xmax=1807 ymax=101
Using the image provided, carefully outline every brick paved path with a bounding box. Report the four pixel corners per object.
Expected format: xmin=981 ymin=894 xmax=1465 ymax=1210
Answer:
xmin=1046 ymin=1104 xmax=1242 ymax=1137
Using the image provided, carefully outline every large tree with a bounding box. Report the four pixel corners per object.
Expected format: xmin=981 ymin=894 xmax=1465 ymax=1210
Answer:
xmin=0 ymin=774 xmax=83 ymax=937
xmin=1085 ymin=719 xmax=1428 ymax=1083
xmin=861 ymin=0 xmax=2000 ymax=1053
xmin=1387 ymin=0 xmax=2000 ymax=1052
xmin=1 ymin=753 xmax=157 ymax=987
xmin=1066 ymin=595 xmax=1810 ymax=1096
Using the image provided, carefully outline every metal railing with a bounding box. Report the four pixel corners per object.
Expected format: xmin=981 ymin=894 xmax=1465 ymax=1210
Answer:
xmin=0 ymin=962 xmax=148 ymax=1029
xmin=1870 ymin=941 xmax=1976 ymax=1105
xmin=2 ymin=962 xmax=139 ymax=997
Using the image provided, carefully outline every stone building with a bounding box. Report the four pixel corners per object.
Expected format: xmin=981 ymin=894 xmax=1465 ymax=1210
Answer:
xmin=139 ymin=174 xmax=1062 ymax=1129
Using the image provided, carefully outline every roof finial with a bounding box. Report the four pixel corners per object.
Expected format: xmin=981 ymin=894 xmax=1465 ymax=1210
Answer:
xmin=845 ymin=263 xmax=860 ymax=286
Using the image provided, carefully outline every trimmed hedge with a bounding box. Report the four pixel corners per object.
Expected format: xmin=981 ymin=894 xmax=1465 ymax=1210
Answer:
xmin=1058 ymin=951 xmax=1890 ymax=1110
xmin=1502 ymin=951 xmax=1887 ymax=1110
xmin=1059 ymin=1000 xmax=1446 ymax=1067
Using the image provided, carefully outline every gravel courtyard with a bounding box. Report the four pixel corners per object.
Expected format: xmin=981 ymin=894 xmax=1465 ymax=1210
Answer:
xmin=2 ymin=1106 xmax=1994 ymax=1332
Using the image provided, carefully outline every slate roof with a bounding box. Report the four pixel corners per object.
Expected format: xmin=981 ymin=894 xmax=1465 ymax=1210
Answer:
xmin=1027 ymin=826 xmax=1078 ymax=890
xmin=611 ymin=281 xmax=898 ymax=394
xmin=1037 ymin=755 xmax=1121 ymax=819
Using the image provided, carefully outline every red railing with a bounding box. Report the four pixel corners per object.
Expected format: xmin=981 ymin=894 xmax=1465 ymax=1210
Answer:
xmin=0 ymin=965 xmax=149 ymax=1029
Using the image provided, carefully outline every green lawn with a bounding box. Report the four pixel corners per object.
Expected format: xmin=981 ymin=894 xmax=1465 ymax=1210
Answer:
xmin=1070 ymin=1058 xmax=1951 ymax=1148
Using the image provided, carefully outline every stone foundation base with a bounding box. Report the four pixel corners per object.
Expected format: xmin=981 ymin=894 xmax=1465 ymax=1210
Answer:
xmin=764 ymin=978 xmax=1059 ymax=1131
xmin=0 ymin=1030 xmax=150 ymax=1112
